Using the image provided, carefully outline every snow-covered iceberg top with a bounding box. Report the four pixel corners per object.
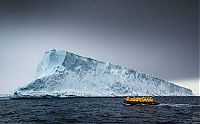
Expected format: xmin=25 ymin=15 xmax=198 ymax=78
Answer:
xmin=11 ymin=49 xmax=193 ymax=98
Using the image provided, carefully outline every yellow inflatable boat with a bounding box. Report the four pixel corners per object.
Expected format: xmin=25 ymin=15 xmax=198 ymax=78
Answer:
xmin=123 ymin=96 xmax=159 ymax=105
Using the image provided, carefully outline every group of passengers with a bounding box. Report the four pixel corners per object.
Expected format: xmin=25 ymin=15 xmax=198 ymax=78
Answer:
xmin=125 ymin=96 xmax=153 ymax=102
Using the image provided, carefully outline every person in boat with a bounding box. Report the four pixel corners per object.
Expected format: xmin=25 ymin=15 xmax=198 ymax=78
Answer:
xmin=124 ymin=96 xmax=159 ymax=105
xmin=124 ymin=96 xmax=153 ymax=103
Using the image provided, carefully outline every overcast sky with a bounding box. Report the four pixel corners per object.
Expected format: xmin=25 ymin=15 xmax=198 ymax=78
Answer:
xmin=0 ymin=0 xmax=199 ymax=95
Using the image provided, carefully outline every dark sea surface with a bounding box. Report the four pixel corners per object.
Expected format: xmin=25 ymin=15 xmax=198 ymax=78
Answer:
xmin=0 ymin=96 xmax=200 ymax=124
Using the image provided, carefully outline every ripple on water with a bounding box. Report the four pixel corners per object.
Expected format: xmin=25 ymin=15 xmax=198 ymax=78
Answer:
xmin=0 ymin=96 xmax=199 ymax=123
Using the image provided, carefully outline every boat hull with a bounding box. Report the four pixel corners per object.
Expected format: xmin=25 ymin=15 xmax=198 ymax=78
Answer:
xmin=123 ymin=100 xmax=159 ymax=106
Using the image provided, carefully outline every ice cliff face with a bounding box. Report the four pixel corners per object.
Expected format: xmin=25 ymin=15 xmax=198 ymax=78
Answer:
xmin=11 ymin=49 xmax=193 ymax=98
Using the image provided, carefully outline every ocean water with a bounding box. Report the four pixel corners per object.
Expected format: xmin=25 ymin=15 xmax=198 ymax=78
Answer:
xmin=0 ymin=96 xmax=199 ymax=124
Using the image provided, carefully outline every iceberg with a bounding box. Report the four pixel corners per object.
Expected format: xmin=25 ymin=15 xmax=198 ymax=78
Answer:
xmin=11 ymin=49 xmax=193 ymax=98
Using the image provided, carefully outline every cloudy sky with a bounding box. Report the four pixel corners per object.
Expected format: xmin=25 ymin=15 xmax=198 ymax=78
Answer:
xmin=0 ymin=0 xmax=199 ymax=95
